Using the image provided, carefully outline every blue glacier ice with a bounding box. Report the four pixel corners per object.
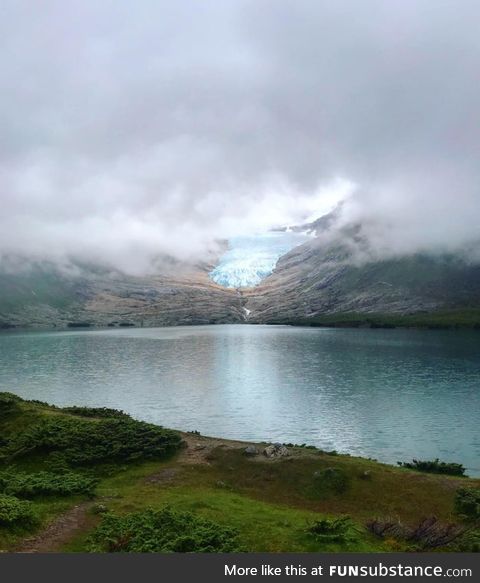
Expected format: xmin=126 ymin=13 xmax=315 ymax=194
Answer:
xmin=209 ymin=231 xmax=311 ymax=288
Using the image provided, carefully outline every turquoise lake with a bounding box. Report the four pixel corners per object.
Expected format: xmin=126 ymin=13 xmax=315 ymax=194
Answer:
xmin=0 ymin=325 xmax=479 ymax=474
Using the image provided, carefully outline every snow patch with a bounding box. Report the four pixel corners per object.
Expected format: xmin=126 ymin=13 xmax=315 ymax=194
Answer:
xmin=242 ymin=306 xmax=252 ymax=320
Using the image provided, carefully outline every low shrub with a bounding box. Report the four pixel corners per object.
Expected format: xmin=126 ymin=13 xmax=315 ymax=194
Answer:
xmin=2 ymin=416 xmax=182 ymax=466
xmin=284 ymin=443 xmax=317 ymax=450
xmin=312 ymin=467 xmax=351 ymax=496
xmin=0 ymin=392 xmax=22 ymax=419
xmin=62 ymin=406 xmax=130 ymax=419
xmin=455 ymin=488 xmax=480 ymax=521
xmin=44 ymin=452 xmax=70 ymax=473
xmin=397 ymin=458 xmax=465 ymax=476
xmin=88 ymin=507 xmax=243 ymax=553
xmin=0 ymin=494 xmax=37 ymax=526
xmin=0 ymin=470 xmax=97 ymax=498
xmin=453 ymin=530 xmax=480 ymax=553
xmin=306 ymin=516 xmax=356 ymax=542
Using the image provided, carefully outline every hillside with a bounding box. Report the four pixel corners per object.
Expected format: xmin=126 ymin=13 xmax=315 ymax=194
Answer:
xmin=245 ymin=235 xmax=480 ymax=328
xmin=2 ymin=222 xmax=480 ymax=330
xmin=0 ymin=261 xmax=245 ymax=329
xmin=1 ymin=393 xmax=479 ymax=553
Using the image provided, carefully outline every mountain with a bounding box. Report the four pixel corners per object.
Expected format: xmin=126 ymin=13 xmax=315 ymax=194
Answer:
xmin=245 ymin=233 xmax=480 ymax=327
xmin=0 ymin=260 xmax=245 ymax=329
xmin=2 ymin=216 xmax=480 ymax=330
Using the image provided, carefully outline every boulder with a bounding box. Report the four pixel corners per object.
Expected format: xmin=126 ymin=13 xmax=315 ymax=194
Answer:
xmin=244 ymin=446 xmax=258 ymax=457
xmin=263 ymin=443 xmax=289 ymax=458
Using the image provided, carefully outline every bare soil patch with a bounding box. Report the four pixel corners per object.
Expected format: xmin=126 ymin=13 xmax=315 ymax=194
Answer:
xmin=16 ymin=502 xmax=95 ymax=553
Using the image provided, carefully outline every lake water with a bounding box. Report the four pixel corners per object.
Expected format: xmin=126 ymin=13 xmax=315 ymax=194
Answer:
xmin=1 ymin=325 xmax=479 ymax=474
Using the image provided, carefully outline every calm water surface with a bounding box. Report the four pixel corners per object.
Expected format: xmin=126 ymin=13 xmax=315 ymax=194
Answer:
xmin=1 ymin=325 xmax=479 ymax=474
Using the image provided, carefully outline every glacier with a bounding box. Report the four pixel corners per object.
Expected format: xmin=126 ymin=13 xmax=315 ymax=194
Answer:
xmin=209 ymin=231 xmax=310 ymax=288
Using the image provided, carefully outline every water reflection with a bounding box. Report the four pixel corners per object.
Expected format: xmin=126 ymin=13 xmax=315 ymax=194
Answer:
xmin=0 ymin=325 xmax=479 ymax=474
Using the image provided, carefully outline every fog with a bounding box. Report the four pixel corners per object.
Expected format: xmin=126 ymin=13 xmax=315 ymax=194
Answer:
xmin=1 ymin=1 xmax=479 ymax=273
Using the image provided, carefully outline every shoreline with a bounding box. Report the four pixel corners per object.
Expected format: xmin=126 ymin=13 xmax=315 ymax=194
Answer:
xmin=1 ymin=393 xmax=479 ymax=553
xmin=3 ymin=315 xmax=480 ymax=333
xmin=2 ymin=382 xmax=478 ymax=478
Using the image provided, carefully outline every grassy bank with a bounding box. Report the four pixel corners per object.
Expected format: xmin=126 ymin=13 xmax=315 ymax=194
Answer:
xmin=0 ymin=393 xmax=478 ymax=552
xmin=271 ymin=309 xmax=480 ymax=330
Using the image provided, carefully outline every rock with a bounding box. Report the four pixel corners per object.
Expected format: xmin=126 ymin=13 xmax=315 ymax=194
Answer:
xmin=193 ymin=444 xmax=206 ymax=451
xmin=263 ymin=443 xmax=289 ymax=458
xmin=244 ymin=446 xmax=258 ymax=457
xmin=92 ymin=503 xmax=108 ymax=514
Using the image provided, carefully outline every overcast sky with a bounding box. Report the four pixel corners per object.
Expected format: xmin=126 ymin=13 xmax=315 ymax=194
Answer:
xmin=1 ymin=0 xmax=479 ymax=273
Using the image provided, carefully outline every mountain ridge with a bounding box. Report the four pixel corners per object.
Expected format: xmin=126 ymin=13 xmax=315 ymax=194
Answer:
xmin=2 ymin=218 xmax=480 ymax=329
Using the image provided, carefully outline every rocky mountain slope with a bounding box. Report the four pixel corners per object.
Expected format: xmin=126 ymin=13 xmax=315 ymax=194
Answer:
xmin=2 ymin=219 xmax=480 ymax=329
xmin=0 ymin=261 xmax=245 ymax=329
xmin=245 ymin=235 xmax=480 ymax=325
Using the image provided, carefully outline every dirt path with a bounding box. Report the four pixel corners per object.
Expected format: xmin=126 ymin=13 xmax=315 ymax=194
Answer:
xmin=16 ymin=502 xmax=95 ymax=553
xmin=15 ymin=435 xmax=263 ymax=552
xmin=13 ymin=436 xmax=230 ymax=552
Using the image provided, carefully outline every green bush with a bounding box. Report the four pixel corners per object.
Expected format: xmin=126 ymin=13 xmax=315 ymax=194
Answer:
xmin=306 ymin=516 xmax=356 ymax=542
xmin=284 ymin=443 xmax=317 ymax=450
xmin=0 ymin=494 xmax=37 ymax=526
xmin=2 ymin=416 xmax=182 ymax=466
xmin=88 ymin=507 xmax=243 ymax=553
xmin=0 ymin=392 xmax=22 ymax=419
xmin=453 ymin=530 xmax=480 ymax=553
xmin=397 ymin=459 xmax=466 ymax=476
xmin=0 ymin=470 xmax=97 ymax=498
xmin=44 ymin=451 xmax=70 ymax=473
xmin=63 ymin=406 xmax=130 ymax=419
xmin=455 ymin=488 xmax=480 ymax=521
xmin=312 ymin=467 xmax=351 ymax=496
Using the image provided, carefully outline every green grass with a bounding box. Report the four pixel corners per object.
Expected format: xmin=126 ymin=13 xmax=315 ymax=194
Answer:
xmin=1 ymin=393 xmax=479 ymax=553
xmin=66 ymin=463 xmax=385 ymax=553
xmin=65 ymin=445 xmax=478 ymax=552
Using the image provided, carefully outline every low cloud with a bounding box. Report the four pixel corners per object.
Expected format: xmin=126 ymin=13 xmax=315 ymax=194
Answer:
xmin=0 ymin=1 xmax=479 ymax=274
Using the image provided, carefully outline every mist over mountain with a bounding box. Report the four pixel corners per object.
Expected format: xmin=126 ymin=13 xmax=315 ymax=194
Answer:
xmin=2 ymin=208 xmax=480 ymax=330
xmin=246 ymin=224 xmax=480 ymax=324
xmin=1 ymin=1 xmax=480 ymax=276
xmin=1 ymin=1 xmax=480 ymax=328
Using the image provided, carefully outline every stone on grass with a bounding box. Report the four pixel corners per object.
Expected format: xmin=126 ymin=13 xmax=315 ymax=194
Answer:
xmin=263 ymin=443 xmax=289 ymax=458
